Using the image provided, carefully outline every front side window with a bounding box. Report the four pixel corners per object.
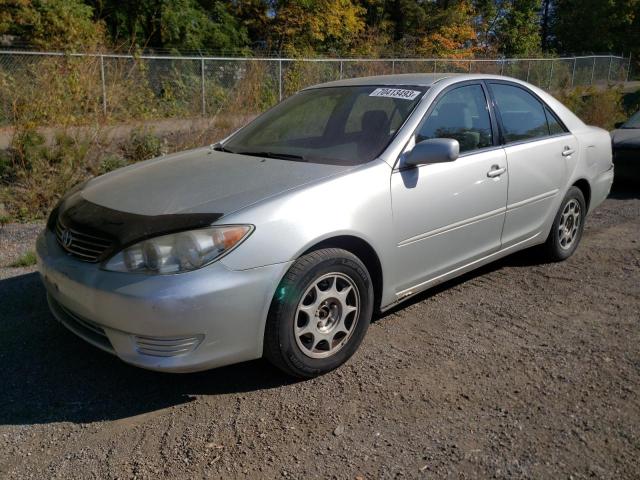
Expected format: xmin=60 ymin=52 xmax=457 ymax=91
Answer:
xmin=490 ymin=83 xmax=550 ymax=143
xmin=224 ymin=85 xmax=427 ymax=165
xmin=416 ymin=84 xmax=493 ymax=153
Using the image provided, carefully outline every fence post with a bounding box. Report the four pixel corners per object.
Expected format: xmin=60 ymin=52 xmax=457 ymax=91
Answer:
xmin=433 ymin=60 xmax=437 ymax=74
xmin=590 ymin=56 xmax=596 ymax=85
xmin=626 ymin=54 xmax=632 ymax=82
xmin=548 ymin=60 xmax=554 ymax=90
xmin=469 ymin=59 xmax=472 ymax=73
xmin=339 ymin=60 xmax=343 ymax=79
xmin=526 ymin=60 xmax=531 ymax=82
xmin=100 ymin=54 xmax=107 ymax=116
xmin=607 ymin=56 xmax=613 ymax=83
xmin=571 ymin=57 xmax=577 ymax=87
xmin=500 ymin=60 xmax=504 ymax=76
xmin=278 ymin=59 xmax=282 ymax=101
xmin=201 ymin=57 xmax=206 ymax=116
xmin=391 ymin=59 xmax=395 ymax=74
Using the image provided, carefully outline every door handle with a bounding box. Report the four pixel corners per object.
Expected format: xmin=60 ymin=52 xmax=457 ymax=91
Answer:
xmin=487 ymin=165 xmax=506 ymax=178
xmin=562 ymin=146 xmax=575 ymax=157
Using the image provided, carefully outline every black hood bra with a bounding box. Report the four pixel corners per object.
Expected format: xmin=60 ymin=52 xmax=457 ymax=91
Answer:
xmin=49 ymin=190 xmax=224 ymax=257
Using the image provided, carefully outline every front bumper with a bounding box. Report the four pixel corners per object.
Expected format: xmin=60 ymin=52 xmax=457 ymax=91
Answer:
xmin=36 ymin=230 xmax=291 ymax=372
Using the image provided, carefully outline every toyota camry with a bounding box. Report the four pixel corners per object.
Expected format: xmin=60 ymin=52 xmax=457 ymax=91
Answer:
xmin=37 ymin=74 xmax=614 ymax=378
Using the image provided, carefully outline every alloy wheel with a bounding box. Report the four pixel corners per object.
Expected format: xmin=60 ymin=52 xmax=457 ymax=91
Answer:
xmin=294 ymin=272 xmax=360 ymax=359
xmin=558 ymin=199 xmax=581 ymax=250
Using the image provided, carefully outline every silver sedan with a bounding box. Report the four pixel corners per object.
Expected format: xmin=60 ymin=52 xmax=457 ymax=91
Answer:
xmin=37 ymin=74 xmax=614 ymax=377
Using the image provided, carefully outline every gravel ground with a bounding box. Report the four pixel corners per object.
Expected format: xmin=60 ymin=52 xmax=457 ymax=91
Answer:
xmin=0 ymin=191 xmax=638 ymax=479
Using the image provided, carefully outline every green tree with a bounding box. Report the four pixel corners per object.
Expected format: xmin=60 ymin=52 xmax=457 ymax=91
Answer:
xmin=552 ymin=0 xmax=639 ymax=55
xmin=474 ymin=0 xmax=542 ymax=56
xmin=91 ymin=0 xmax=249 ymax=53
xmin=0 ymin=0 xmax=105 ymax=50
xmin=496 ymin=0 xmax=542 ymax=56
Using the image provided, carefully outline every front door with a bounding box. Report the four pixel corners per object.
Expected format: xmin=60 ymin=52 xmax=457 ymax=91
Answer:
xmin=391 ymin=83 xmax=508 ymax=293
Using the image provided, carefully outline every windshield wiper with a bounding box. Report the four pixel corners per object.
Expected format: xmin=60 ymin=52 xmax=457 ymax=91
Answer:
xmin=235 ymin=150 xmax=307 ymax=162
xmin=211 ymin=142 xmax=235 ymax=153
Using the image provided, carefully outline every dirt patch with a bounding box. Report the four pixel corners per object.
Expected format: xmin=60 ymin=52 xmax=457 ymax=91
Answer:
xmin=0 ymin=191 xmax=638 ymax=479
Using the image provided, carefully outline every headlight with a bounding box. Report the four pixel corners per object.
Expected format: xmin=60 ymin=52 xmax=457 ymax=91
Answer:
xmin=103 ymin=225 xmax=253 ymax=274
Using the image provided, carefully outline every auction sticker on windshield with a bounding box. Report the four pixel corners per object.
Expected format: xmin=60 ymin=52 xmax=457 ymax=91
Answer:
xmin=369 ymin=88 xmax=421 ymax=100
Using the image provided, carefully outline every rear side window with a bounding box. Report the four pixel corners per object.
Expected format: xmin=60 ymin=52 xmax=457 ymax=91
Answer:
xmin=545 ymin=106 xmax=566 ymax=135
xmin=490 ymin=83 xmax=549 ymax=143
xmin=416 ymin=84 xmax=493 ymax=153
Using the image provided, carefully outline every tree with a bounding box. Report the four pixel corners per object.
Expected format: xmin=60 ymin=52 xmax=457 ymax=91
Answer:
xmin=0 ymin=0 xmax=105 ymax=50
xmin=552 ymin=0 xmax=639 ymax=55
xmin=474 ymin=0 xmax=542 ymax=56
xmin=91 ymin=0 xmax=249 ymax=53
xmin=267 ymin=0 xmax=366 ymax=55
xmin=418 ymin=0 xmax=478 ymax=58
xmin=496 ymin=0 xmax=542 ymax=56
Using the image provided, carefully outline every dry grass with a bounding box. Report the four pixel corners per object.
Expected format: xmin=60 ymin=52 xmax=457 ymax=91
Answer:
xmin=0 ymin=54 xmax=631 ymax=221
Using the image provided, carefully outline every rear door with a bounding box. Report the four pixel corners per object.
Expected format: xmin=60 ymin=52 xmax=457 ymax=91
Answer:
xmin=487 ymin=82 xmax=576 ymax=248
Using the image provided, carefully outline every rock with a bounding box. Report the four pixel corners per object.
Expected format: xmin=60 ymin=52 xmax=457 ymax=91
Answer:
xmin=333 ymin=425 xmax=345 ymax=436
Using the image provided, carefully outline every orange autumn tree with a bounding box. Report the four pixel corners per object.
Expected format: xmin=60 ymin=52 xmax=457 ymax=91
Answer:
xmin=269 ymin=0 xmax=366 ymax=55
xmin=417 ymin=0 xmax=478 ymax=58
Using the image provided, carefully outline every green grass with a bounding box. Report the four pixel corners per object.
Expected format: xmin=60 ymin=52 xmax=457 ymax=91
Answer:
xmin=10 ymin=250 xmax=37 ymax=268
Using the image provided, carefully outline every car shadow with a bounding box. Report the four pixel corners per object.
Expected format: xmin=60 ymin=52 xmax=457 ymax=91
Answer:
xmin=0 ymin=272 xmax=298 ymax=426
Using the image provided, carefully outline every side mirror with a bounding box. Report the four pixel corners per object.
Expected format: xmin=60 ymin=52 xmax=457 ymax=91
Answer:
xmin=404 ymin=138 xmax=460 ymax=167
xmin=614 ymin=121 xmax=624 ymax=129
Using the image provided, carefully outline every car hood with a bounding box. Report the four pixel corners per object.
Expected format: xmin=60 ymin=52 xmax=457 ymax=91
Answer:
xmin=80 ymin=147 xmax=351 ymax=216
xmin=611 ymin=129 xmax=640 ymax=149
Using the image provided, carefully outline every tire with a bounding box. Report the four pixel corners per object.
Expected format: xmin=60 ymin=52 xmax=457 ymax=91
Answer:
xmin=264 ymin=248 xmax=374 ymax=378
xmin=542 ymin=186 xmax=586 ymax=261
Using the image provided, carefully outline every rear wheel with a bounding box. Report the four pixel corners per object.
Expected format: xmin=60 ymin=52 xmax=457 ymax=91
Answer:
xmin=264 ymin=248 xmax=374 ymax=378
xmin=542 ymin=186 xmax=586 ymax=261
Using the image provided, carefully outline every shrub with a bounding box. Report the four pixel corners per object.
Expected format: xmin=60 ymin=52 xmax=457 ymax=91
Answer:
xmin=99 ymin=154 xmax=128 ymax=174
xmin=2 ymin=128 xmax=92 ymax=220
xmin=555 ymin=86 xmax=626 ymax=130
xmin=122 ymin=128 xmax=162 ymax=162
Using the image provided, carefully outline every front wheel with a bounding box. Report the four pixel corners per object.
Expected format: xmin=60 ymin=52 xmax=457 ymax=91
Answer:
xmin=263 ymin=248 xmax=374 ymax=378
xmin=542 ymin=186 xmax=586 ymax=261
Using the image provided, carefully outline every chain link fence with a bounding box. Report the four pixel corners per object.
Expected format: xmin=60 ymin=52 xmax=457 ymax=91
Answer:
xmin=0 ymin=51 xmax=631 ymax=127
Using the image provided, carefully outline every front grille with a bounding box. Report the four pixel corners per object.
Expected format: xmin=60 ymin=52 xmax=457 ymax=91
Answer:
xmin=134 ymin=334 xmax=203 ymax=357
xmin=47 ymin=295 xmax=115 ymax=354
xmin=55 ymin=217 xmax=112 ymax=262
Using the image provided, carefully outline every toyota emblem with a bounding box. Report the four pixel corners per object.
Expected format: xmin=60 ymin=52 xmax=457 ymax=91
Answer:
xmin=61 ymin=229 xmax=73 ymax=248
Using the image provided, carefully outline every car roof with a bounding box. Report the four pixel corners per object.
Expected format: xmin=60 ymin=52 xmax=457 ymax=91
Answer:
xmin=305 ymin=73 xmax=458 ymax=89
xmin=304 ymin=73 xmax=556 ymax=89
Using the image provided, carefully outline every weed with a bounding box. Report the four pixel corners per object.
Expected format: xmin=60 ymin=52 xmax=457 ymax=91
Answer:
xmin=122 ymin=128 xmax=162 ymax=162
xmin=99 ymin=154 xmax=128 ymax=174
xmin=10 ymin=251 xmax=37 ymax=268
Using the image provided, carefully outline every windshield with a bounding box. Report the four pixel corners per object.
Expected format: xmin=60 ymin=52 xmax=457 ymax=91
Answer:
xmin=222 ymin=85 xmax=427 ymax=165
xmin=622 ymin=110 xmax=640 ymax=129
